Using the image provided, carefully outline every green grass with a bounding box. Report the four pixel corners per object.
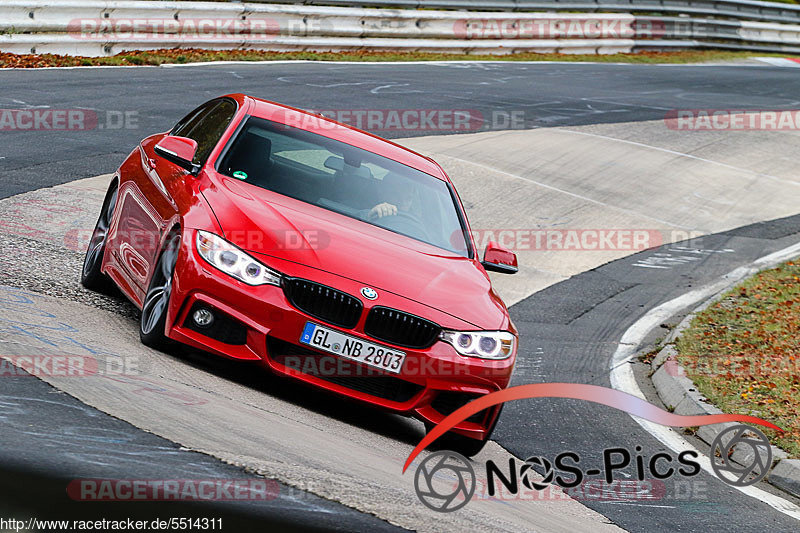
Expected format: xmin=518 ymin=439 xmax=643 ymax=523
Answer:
xmin=3 ymin=48 xmax=800 ymax=68
xmin=676 ymin=260 xmax=800 ymax=456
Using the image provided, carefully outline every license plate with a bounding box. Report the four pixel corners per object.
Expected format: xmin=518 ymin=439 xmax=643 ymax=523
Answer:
xmin=299 ymin=322 xmax=406 ymax=374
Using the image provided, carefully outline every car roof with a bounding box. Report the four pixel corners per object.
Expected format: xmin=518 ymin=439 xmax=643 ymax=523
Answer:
xmin=224 ymin=93 xmax=449 ymax=181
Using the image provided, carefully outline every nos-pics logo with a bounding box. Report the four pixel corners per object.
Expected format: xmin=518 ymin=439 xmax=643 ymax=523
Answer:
xmin=405 ymin=384 xmax=780 ymax=512
xmin=412 ymin=424 xmax=772 ymax=512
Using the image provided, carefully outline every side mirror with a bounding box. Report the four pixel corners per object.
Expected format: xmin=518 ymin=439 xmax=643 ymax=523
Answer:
xmin=481 ymin=241 xmax=518 ymax=274
xmin=154 ymin=136 xmax=200 ymax=175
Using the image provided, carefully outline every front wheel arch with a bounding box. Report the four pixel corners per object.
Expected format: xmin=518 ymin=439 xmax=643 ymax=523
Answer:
xmin=139 ymin=227 xmax=182 ymax=350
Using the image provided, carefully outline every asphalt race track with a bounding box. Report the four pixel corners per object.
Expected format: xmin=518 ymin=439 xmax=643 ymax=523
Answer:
xmin=2 ymin=61 xmax=800 ymax=532
xmin=3 ymin=61 xmax=800 ymax=198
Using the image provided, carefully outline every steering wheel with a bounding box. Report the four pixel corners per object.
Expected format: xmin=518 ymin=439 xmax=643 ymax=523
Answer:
xmin=379 ymin=211 xmax=432 ymax=242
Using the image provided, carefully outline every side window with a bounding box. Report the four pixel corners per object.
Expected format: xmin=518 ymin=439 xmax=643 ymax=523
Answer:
xmin=171 ymin=99 xmax=238 ymax=165
xmin=171 ymin=100 xmax=217 ymax=138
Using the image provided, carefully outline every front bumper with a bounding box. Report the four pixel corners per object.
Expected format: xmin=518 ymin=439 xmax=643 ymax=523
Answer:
xmin=165 ymin=230 xmax=516 ymax=440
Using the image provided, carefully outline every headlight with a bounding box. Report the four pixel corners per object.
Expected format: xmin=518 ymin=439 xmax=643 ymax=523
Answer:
xmin=439 ymin=330 xmax=516 ymax=360
xmin=196 ymin=230 xmax=282 ymax=286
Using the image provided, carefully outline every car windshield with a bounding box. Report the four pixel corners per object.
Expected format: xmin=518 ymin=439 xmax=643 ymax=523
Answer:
xmin=217 ymin=116 xmax=470 ymax=256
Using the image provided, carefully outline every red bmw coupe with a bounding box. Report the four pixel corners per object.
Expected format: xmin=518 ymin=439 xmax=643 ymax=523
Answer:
xmin=81 ymin=94 xmax=519 ymax=456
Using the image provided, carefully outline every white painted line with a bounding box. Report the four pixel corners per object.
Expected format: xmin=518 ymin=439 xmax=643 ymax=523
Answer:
xmin=610 ymin=241 xmax=800 ymax=521
xmin=0 ymin=65 xmax=158 ymax=71
xmin=0 ymin=60 xmax=781 ymax=72
xmin=753 ymin=57 xmax=800 ymax=68
xmin=558 ymin=129 xmax=800 ymax=188
xmin=441 ymin=152 xmax=689 ymax=229
xmin=155 ymin=60 xmax=786 ymax=69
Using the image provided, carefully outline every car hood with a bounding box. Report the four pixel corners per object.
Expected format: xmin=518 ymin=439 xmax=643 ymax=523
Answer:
xmin=200 ymin=177 xmax=509 ymax=329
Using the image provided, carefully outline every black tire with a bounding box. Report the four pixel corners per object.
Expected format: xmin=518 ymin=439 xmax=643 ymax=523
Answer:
xmin=139 ymin=232 xmax=181 ymax=350
xmin=80 ymin=182 xmax=118 ymax=293
xmin=427 ymin=405 xmax=504 ymax=458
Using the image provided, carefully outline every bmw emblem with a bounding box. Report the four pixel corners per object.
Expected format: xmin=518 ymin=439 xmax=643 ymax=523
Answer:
xmin=361 ymin=287 xmax=378 ymax=300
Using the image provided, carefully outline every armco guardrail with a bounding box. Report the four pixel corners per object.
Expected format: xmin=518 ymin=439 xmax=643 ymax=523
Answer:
xmin=1 ymin=0 xmax=800 ymax=57
xmin=273 ymin=0 xmax=800 ymax=25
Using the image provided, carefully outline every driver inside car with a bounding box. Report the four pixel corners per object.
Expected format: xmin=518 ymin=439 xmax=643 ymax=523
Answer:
xmin=367 ymin=172 xmax=417 ymax=220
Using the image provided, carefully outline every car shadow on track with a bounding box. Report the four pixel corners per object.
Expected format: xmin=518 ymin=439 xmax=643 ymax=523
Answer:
xmin=156 ymin=333 xmax=426 ymax=446
xmin=77 ymin=278 xmax=427 ymax=447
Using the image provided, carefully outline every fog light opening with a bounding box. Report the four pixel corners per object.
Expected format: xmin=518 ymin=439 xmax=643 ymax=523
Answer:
xmin=192 ymin=308 xmax=214 ymax=328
